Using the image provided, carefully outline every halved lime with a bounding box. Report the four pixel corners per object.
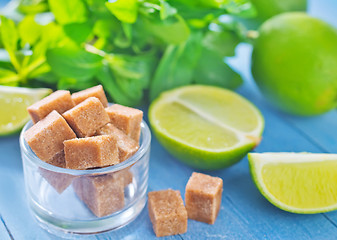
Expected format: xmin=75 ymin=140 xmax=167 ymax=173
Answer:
xmin=149 ymin=85 xmax=264 ymax=170
xmin=249 ymin=152 xmax=337 ymax=213
xmin=0 ymin=86 xmax=52 ymax=136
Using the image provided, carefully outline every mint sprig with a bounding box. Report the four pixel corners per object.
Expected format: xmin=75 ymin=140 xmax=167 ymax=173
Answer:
xmin=0 ymin=0 xmax=254 ymax=106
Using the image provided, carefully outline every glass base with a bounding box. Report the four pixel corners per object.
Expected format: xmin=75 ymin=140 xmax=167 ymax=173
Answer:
xmin=30 ymin=192 xmax=146 ymax=237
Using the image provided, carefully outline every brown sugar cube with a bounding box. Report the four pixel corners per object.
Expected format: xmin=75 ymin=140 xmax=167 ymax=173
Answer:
xmin=105 ymin=104 xmax=143 ymax=142
xmin=40 ymin=169 xmax=74 ymax=194
xmin=72 ymin=85 xmax=108 ymax=107
xmin=24 ymin=111 xmax=76 ymax=161
xmin=73 ymin=174 xmax=124 ymax=217
xmin=185 ymin=172 xmax=223 ymax=224
xmin=40 ymin=151 xmax=75 ymax=194
xmin=64 ymin=135 xmax=119 ymax=169
xmin=113 ymin=168 xmax=133 ymax=187
xmin=27 ymin=90 xmax=75 ymax=124
xmin=96 ymin=123 xmax=139 ymax=162
xmin=148 ymin=189 xmax=187 ymax=237
xmin=63 ymin=97 xmax=110 ymax=137
xmin=46 ymin=150 xmax=66 ymax=168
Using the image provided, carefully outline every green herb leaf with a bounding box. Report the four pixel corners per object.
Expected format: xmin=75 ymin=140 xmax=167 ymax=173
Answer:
xmin=203 ymin=30 xmax=240 ymax=57
xmin=0 ymin=16 xmax=20 ymax=70
xmin=105 ymin=0 xmax=138 ymax=24
xmin=18 ymin=0 xmax=49 ymax=15
xmin=172 ymin=0 xmax=226 ymax=9
xmin=193 ymin=48 xmax=243 ymax=89
xmin=57 ymin=76 xmax=98 ymax=90
xmin=48 ymin=0 xmax=88 ymax=25
xmin=96 ymin=64 xmax=138 ymax=106
xmin=46 ymin=47 xmax=103 ymax=79
xmin=143 ymin=14 xmax=190 ymax=45
xmin=106 ymin=52 xmax=155 ymax=104
xmin=18 ymin=15 xmax=43 ymax=46
xmin=160 ymin=0 xmax=177 ymax=20
xmin=114 ymin=23 xmax=133 ymax=49
xmin=0 ymin=68 xmax=19 ymax=86
xmin=63 ymin=22 xmax=92 ymax=44
xmin=223 ymin=0 xmax=256 ymax=18
xmin=150 ymin=31 xmax=202 ymax=100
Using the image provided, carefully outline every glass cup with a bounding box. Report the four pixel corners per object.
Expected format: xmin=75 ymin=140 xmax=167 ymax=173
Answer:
xmin=19 ymin=120 xmax=151 ymax=235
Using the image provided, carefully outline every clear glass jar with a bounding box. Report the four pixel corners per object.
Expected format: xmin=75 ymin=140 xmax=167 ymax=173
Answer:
xmin=19 ymin=120 xmax=151 ymax=235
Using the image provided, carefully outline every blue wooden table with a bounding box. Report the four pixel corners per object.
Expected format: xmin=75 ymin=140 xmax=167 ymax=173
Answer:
xmin=1 ymin=0 xmax=337 ymax=239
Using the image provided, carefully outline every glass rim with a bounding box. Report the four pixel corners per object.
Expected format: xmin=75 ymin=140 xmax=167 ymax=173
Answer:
xmin=19 ymin=120 xmax=151 ymax=176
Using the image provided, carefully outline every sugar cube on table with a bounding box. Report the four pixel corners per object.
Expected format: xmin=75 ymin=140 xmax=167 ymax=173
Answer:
xmin=148 ymin=189 xmax=187 ymax=237
xmin=64 ymin=135 xmax=119 ymax=170
xmin=71 ymin=85 xmax=108 ymax=107
xmin=63 ymin=97 xmax=110 ymax=137
xmin=73 ymin=174 xmax=124 ymax=217
xmin=105 ymin=104 xmax=143 ymax=142
xmin=185 ymin=172 xmax=223 ymax=224
xmin=96 ymin=123 xmax=139 ymax=162
xmin=27 ymin=90 xmax=74 ymax=124
xmin=24 ymin=110 xmax=76 ymax=161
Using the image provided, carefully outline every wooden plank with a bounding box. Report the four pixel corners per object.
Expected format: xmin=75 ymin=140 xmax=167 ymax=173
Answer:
xmin=0 ymin=215 xmax=11 ymax=240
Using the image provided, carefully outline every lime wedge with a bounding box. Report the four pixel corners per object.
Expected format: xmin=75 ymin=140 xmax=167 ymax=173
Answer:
xmin=248 ymin=152 xmax=337 ymax=213
xmin=149 ymin=85 xmax=264 ymax=170
xmin=0 ymin=85 xmax=52 ymax=136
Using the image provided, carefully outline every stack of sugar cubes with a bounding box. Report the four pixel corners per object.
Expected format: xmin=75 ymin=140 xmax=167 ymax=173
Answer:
xmin=24 ymin=85 xmax=143 ymax=217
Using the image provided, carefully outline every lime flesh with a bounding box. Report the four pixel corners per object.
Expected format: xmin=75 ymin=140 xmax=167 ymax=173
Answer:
xmin=149 ymin=85 xmax=264 ymax=170
xmin=0 ymin=86 xmax=52 ymax=136
xmin=249 ymin=152 xmax=337 ymax=213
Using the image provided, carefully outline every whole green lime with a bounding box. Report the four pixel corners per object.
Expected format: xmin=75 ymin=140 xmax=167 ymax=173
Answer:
xmin=251 ymin=12 xmax=337 ymax=116
xmin=251 ymin=0 xmax=307 ymax=22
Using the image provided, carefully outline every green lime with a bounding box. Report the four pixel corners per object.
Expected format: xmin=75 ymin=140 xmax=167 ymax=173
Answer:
xmin=251 ymin=12 xmax=337 ymax=116
xmin=0 ymin=85 xmax=52 ymax=136
xmin=149 ymin=85 xmax=264 ymax=170
xmin=251 ymin=0 xmax=307 ymax=22
xmin=249 ymin=152 xmax=337 ymax=213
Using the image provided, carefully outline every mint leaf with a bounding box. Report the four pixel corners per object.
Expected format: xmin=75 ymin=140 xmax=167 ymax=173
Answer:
xmin=18 ymin=0 xmax=49 ymax=15
xmin=0 ymin=16 xmax=20 ymax=70
xmin=223 ymin=0 xmax=256 ymax=18
xmin=106 ymin=53 xmax=155 ymax=103
xmin=0 ymin=68 xmax=19 ymax=86
xmin=63 ymin=22 xmax=92 ymax=44
xmin=18 ymin=15 xmax=43 ymax=46
xmin=48 ymin=0 xmax=88 ymax=25
xmin=143 ymin=14 xmax=190 ymax=45
xmin=0 ymin=16 xmax=18 ymax=52
xmin=46 ymin=47 xmax=103 ymax=79
xmin=105 ymin=0 xmax=138 ymax=24
xmin=150 ymin=31 xmax=202 ymax=100
xmin=57 ymin=76 xmax=98 ymax=91
xmin=114 ymin=23 xmax=133 ymax=49
xmin=96 ymin=64 xmax=139 ymax=106
xmin=203 ymin=30 xmax=240 ymax=57
xmin=194 ymin=48 xmax=242 ymax=89
xmin=160 ymin=0 xmax=177 ymax=20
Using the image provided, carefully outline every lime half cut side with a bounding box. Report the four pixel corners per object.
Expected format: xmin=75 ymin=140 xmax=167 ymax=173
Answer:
xmin=249 ymin=152 xmax=337 ymax=213
xmin=0 ymin=85 xmax=52 ymax=136
xmin=149 ymin=85 xmax=264 ymax=170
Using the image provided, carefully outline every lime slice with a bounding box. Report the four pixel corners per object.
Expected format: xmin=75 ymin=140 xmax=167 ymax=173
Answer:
xmin=149 ymin=85 xmax=264 ymax=170
xmin=0 ymin=85 xmax=52 ymax=136
xmin=248 ymin=152 xmax=337 ymax=213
